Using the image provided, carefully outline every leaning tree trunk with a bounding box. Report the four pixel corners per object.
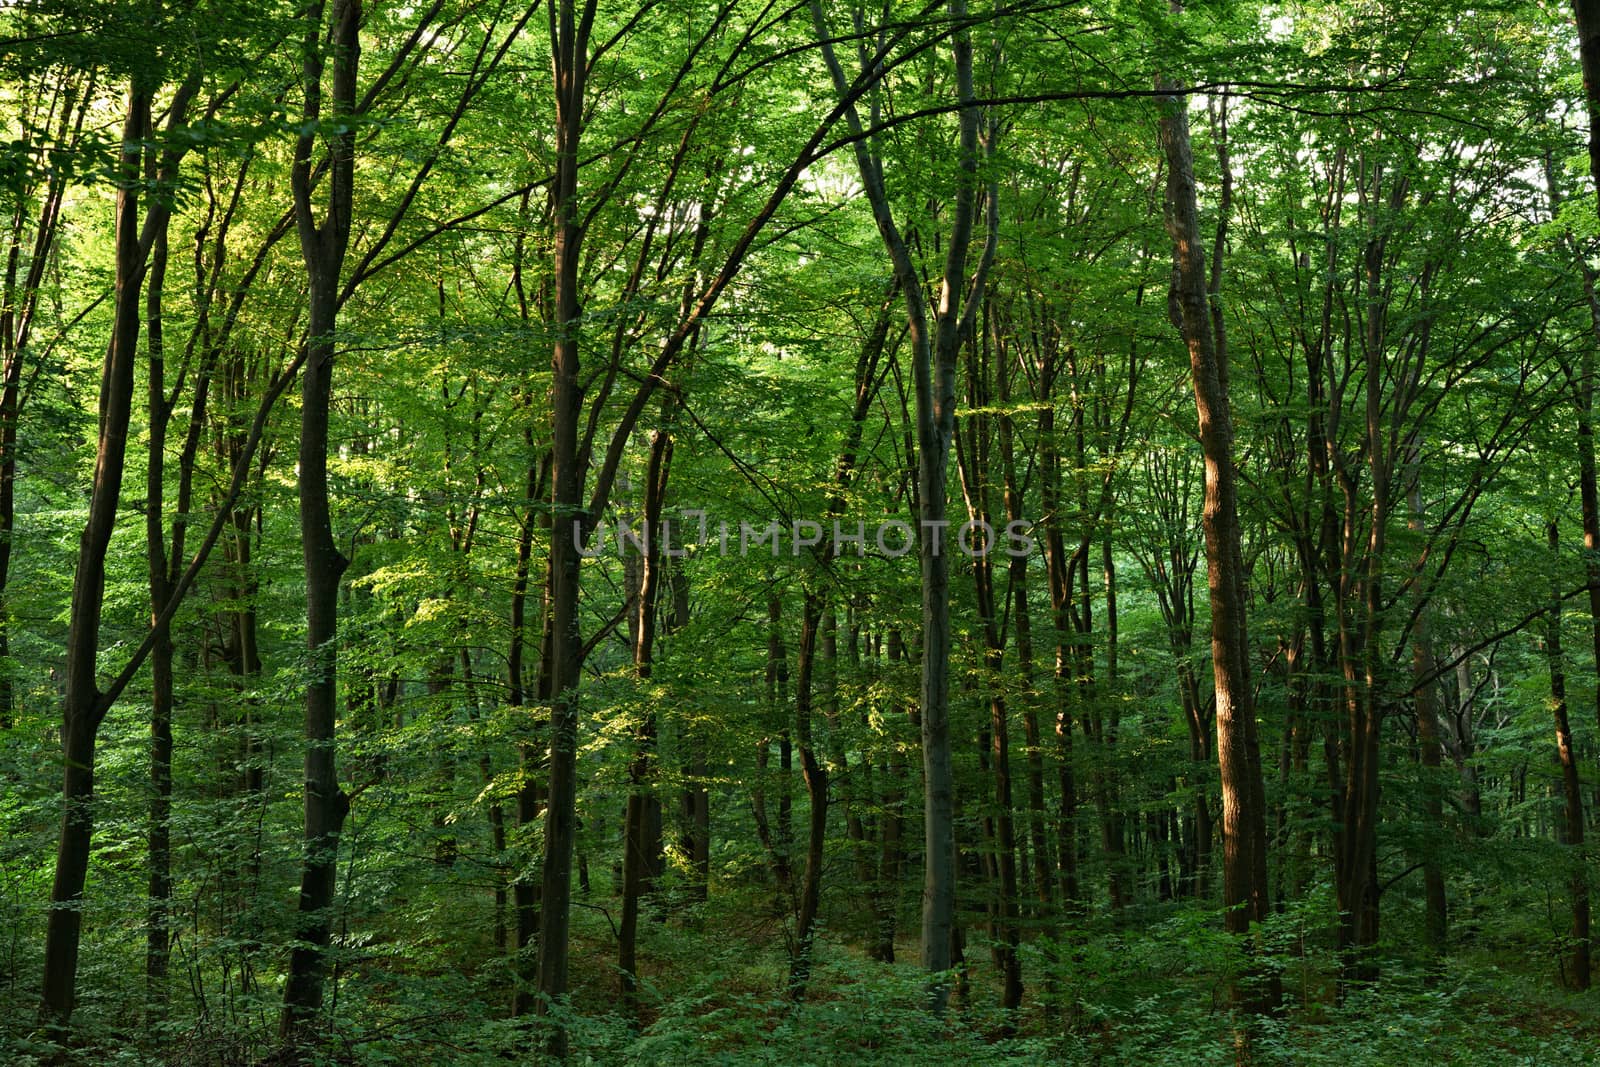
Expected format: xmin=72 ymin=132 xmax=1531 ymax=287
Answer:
xmin=41 ymin=71 xmax=202 ymax=1030
xmin=41 ymin=84 xmax=153 ymax=1034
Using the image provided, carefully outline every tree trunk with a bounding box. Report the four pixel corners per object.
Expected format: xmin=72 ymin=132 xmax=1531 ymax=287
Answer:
xmin=0 ymin=78 xmax=82 ymax=731
xmin=509 ymin=450 xmax=548 ymax=1013
xmin=620 ymin=431 xmax=671 ymax=1001
xmin=1156 ymin=64 xmax=1274 ymax=1013
xmin=1405 ymin=451 xmax=1448 ymax=955
xmin=873 ymin=631 xmax=908 ymax=963
xmin=998 ymin=366 xmax=1051 ymax=911
xmin=280 ymin=0 xmax=360 ymax=1046
xmin=788 ymin=594 xmax=828 ymax=996
xmin=1553 ymin=49 xmax=1600 ymax=801
xmin=41 ymin=81 xmax=163 ymax=1033
xmin=672 ymin=562 xmax=709 ymax=901
xmin=955 ymin=326 xmax=1022 ymax=1017
xmin=1547 ymin=520 xmax=1591 ymax=988
xmin=807 ymin=0 xmax=996 ymax=1009
xmin=534 ymin=11 xmax=596 ymax=1053
xmin=143 ymin=203 xmax=176 ymax=1013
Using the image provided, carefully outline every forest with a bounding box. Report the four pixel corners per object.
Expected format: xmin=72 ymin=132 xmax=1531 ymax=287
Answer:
xmin=4 ymin=0 xmax=1600 ymax=1062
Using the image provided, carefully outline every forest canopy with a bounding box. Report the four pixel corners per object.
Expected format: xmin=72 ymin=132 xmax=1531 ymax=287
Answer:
xmin=4 ymin=0 xmax=1600 ymax=1063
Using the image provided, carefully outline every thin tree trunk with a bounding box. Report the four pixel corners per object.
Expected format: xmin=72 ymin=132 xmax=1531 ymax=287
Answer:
xmin=620 ymin=431 xmax=671 ymax=1001
xmin=807 ymin=0 xmax=997 ymax=1008
xmin=999 ymin=363 xmax=1050 ymax=911
xmin=1548 ymin=520 xmax=1591 ymax=988
xmin=1406 ymin=455 xmax=1448 ymax=955
xmin=873 ymin=631 xmax=907 ymax=963
xmin=143 ymin=203 xmax=176 ymax=1012
xmin=1100 ymin=528 xmax=1127 ymax=911
xmin=672 ymin=561 xmax=709 ymax=901
xmin=0 ymin=78 xmax=83 ymax=731
xmin=508 ymin=448 xmax=548 ymax=1013
xmin=955 ymin=323 xmax=1021 ymax=1017
xmin=789 ymin=594 xmax=828 ymax=996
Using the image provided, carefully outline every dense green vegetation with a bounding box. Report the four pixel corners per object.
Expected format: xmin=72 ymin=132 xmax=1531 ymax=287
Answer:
xmin=5 ymin=0 xmax=1600 ymax=1062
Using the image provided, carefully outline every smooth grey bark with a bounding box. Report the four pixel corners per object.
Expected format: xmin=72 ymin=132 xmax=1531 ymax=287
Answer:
xmin=807 ymin=0 xmax=997 ymax=1009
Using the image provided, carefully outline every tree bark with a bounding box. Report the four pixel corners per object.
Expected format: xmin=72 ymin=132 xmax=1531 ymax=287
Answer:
xmin=0 ymin=77 xmax=83 ymax=731
xmin=533 ymin=6 xmax=596 ymax=1053
xmin=1405 ymin=449 xmax=1448 ymax=955
xmin=42 ymin=76 xmax=191 ymax=1032
xmin=279 ymin=0 xmax=360 ymax=1046
xmin=998 ymin=346 xmax=1051 ymax=911
xmin=620 ymin=430 xmax=671 ymax=1002
xmin=1553 ymin=33 xmax=1600 ymax=794
xmin=788 ymin=594 xmax=828 ymax=996
xmin=807 ymin=1 xmax=997 ymax=1007
xmin=1156 ymin=61 xmax=1273 ymax=1013
xmin=955 ymin=321 xmax=1022 ymax=1016
xmin=1547 ymin=520 xmax=1591 ymax=988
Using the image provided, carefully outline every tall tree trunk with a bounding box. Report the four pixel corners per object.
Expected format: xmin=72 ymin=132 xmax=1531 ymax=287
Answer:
xmin=534 ymin=10 xmax=596 ymax=1052
xmin=1547 ymin=520 xmax=1591 ymax=988
xmin=998 ymin=359 xmax=1051 ymax=911
xmin=143 ymin=202 xmax=176 ymax=1013
xmin=1037 ymin=350 xmax=1083 ymax=910
xmin=280 ymin=0 xmax=360 ymax=1045
xmin=41 ymin=72 xmax=198 ymax=1031
xmin=1553 ymin=36 xmax=1600 ymax=797
xmin=1156 ymin=64 xmax=1274 ymax=1013
xmin=873 ymin=630 xmax=908 ymax=963
xmin=41 ymin=88 xmax=151 ymax=1029
xmin=620 ymin=431 xmax=671 ymax=1001
xmin=673 ymin=560 xmax=709 ymax=901
xmin=755 ymin=594 xmax=793 ymax=888
xmin=0 ymin=77 xmax=82 ymax=731
xmin=1570 ymin=274 xmax=1600 ymax=798
xmin=807 ymin=0 xmax=997 ymax=1008
xmin=955 ymin=323 xmax=1022 ymax=1016
xmin=509 ymin=448 xmax=548 ymax=1013
xmin=1405 ymin=450 xmax=1448 ymax=955
xmin=788 ymin=594 xmax=828 ymax=996
xmin=1100 ymin=528 xmax=1127 ymax=910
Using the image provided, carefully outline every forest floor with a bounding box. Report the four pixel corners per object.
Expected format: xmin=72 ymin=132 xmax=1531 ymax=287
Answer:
xmin=292 ymin=888 xmax=1600 ymax=1065
xmin=7 ymin=877 xmax=1600 ymax=1064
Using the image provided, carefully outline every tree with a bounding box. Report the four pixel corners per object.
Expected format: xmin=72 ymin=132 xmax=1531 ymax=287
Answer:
xmin=1155 ymin=13 xmax=1273 ymax=1011
xmin=808 ymin=0 xmax=998 ymax=1008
